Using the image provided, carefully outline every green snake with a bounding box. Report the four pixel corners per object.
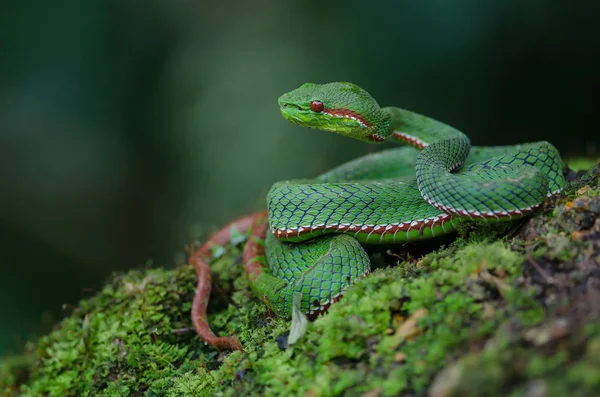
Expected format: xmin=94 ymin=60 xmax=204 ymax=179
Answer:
xmin=190 ymin=82 xmax=565 ymax=350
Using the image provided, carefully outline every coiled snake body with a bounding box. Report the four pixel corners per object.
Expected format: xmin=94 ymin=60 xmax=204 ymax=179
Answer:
xmin=190 ymin=82 xmax=565 ymax=350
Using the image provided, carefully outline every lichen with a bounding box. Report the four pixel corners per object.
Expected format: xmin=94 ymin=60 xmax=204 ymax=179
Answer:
xmin=2 ymin=162 xmax=599 ymax=397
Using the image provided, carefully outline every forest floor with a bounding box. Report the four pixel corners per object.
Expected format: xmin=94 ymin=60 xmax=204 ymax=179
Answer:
xmin=2 ymin=160 xmax=599 ymax=397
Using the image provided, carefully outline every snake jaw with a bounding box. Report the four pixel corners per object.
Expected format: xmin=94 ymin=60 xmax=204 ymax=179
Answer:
xmin=279 ymin=100 xmax=367 ymax=135
xmin=280 ymin=103 xmax=383 ymax=142
xmin=321 ymin=108 xmax=371 ymax=129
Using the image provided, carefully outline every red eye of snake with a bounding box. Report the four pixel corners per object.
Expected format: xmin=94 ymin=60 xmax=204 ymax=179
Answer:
xmin=310 ymin=100 xmax=324 ymax=113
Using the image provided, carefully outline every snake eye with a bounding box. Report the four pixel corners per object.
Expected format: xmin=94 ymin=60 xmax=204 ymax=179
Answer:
xmin=310 ymin=100 xmax=324 ymax=113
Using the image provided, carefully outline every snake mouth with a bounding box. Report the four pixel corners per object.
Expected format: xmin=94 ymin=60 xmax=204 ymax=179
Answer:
xmin=281 ymin=102 xmax=303 ymax=111
xmin=279 ymin=103 xmax=313 ymax=128
xmin=279 ymin=96 xmax=373 ymax=141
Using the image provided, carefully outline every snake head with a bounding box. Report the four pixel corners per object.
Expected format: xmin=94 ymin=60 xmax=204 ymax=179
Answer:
xmin=278 ymin=82 xmax=393 ymax=143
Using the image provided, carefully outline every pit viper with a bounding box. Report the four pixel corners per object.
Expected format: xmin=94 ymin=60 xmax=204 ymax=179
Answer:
xmin=190 ymin=82 xmax=565 ymax=350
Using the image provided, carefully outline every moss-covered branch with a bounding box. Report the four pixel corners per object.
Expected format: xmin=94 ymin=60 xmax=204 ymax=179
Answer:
xmin=2 ymin=163 xmax=599 ymax=397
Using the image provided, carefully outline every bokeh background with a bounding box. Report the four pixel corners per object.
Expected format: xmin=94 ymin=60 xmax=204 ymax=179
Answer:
xmin=1 ymin=1 xmax=599 ymax=356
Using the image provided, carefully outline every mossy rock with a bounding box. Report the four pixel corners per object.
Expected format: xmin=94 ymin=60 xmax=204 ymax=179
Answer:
xmin=2 ymin=163 xmax=599 ymax=397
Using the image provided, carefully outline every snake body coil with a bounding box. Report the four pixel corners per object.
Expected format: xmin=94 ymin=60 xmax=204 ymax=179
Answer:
xmin=191 ymin=82 xmax=565 ymax=350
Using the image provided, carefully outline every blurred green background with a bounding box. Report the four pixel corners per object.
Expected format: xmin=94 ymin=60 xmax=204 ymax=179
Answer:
xmin=1 ymin=1 xmax=599 ymax=356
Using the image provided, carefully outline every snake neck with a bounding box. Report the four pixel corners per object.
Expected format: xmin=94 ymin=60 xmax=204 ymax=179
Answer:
xmin=382 ymin=107 xmax=467 ymax=149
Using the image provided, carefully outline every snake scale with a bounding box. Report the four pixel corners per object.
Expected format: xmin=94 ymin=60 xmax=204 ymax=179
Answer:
xmin=189 ymin=82 xmax=565 ymax=350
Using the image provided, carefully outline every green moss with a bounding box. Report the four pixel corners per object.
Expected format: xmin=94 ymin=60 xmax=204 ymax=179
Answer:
xmin=564 ymin=157 xmax=600 ymax=172
xmin=8 ymin=239 xmax=531 ymax=396
xmin=427 ymin=321 xmax=600 ymax=397
xmin=0 ymin=354 xmax=34 ymax=397
xmin=4 ymin=161 xmax=599 ymax=396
